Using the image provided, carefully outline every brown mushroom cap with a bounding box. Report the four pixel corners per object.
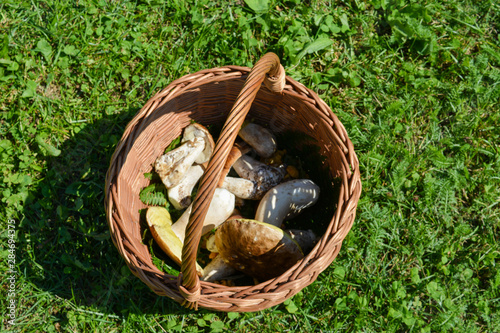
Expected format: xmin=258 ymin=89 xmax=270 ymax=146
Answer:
xmin=214 ymin=219 xmax=304 ymax=281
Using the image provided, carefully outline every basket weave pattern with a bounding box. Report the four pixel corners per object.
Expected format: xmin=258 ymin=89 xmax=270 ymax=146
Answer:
xmin=105 ymin=54 xmax=361 ymax=312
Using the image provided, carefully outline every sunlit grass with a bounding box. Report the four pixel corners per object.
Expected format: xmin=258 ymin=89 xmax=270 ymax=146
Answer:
xmin=1 ymin=0 xmax=499 ymax=331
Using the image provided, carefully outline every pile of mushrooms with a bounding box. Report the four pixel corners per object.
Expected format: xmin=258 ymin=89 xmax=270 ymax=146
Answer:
xmin=146 ymin=122 xmax=321 ymax=282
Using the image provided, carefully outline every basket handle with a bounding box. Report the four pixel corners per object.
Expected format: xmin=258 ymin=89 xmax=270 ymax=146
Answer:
xmin=178 ymin=53 xmax=286 ymax=309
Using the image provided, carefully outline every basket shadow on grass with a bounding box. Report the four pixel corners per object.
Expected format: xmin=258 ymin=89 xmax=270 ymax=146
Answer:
xmin=20 ymin=107 xmax=195 ymax=323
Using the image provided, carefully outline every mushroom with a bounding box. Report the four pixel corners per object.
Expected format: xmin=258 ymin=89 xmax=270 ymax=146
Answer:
xmin=146 ymin=188 xmax=235 ymax=273
xmin=217 ymin=142 xmax=252 ymax=182
xmin=201 ymin=253 xmax=238 ymax=282
xmin=233 ymin=154 xmax=286 ymax=183
xmin=255 ymin=179 xmax=320 ymax=228
xmin=201 ymin=214 xmax=242 ymax=282
xmin=238 ymin=123 xmax=277 ymax=158
xmin=214 ymin=142 xmax=285 ymax=200
xmin=171 ymin=188 xmax=236 ymax=243
xmin=201 ymin=224 xmax=316 ymax=282
xmin=155 ymin=123 xmax=214 ymax=189
xmin=284 ymin=229 xmax=317 ymax=253
xmin=181 ymin=123 xmax=215 ymax=164
xmin=155 ymin=137 xmax=205 ymax=188
xmin=220 ymin=154 xmax=286 ymax=200
xmin=146 ymin=206 xmax=204 ymax=275
xmin=214 ymin=219 xmax=305 ymax=281
xmin=167 ymin=164 xmax=204 ymax=210
xmin=219 ymin=177 xmax=260 ymax=200
xmin=217 ymin=143 xmax=257 ymax=200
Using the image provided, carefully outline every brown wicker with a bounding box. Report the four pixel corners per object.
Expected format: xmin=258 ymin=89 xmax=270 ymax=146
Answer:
xmin=105 ymin=53 xmax=362 ymax=312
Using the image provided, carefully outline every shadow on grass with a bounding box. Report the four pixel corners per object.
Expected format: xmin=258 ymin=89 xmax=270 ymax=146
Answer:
xmin=19 ymin=107 xmax=195 ymax=324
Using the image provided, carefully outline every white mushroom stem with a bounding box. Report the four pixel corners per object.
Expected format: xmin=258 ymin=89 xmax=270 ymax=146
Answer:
xmin=167 ymin=164 xmax=204 ymax=210
xmin=255 ymin=179 xmax=320 ymax=227
xmin=181 ymin=123 xmax=215 ymax=164
xmin=171 ymin=188 xmax=235 ymax=243
xmin=147 ymin=189 xmax=235 ymax=276
xmin=238 ymin=123 xmax=277 ymax=158
xmin=220 ymin=177 xmax=258 ymax=200
xmin=155 ymin=137 xmax=205 ymax=188
xmin=156 ymin=123 xmax=214 ymax=189
xmin=217 ymin=142 xmax=252 ymax=188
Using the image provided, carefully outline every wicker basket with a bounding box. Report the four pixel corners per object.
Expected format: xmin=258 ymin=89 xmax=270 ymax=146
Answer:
xmin=105 ymin=53 xmax=361 ymax=312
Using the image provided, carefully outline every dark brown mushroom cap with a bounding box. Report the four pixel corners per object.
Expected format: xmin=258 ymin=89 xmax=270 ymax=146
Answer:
xmin=238 ymin=123 xmax=277 ymax=158
xmin=214 ymin=219 xmax=304 ymax=281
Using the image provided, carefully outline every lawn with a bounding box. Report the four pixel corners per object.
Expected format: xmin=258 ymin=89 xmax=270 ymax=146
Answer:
xmin=1 ymin=0 xmax=499 ymax=332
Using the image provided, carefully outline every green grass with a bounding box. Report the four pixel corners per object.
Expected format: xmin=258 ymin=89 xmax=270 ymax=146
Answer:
xmin=1 ymin=0 xmax=499 ymax=331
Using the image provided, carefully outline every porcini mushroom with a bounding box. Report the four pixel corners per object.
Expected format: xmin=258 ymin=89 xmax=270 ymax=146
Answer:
xmin=201 ymin=254 xmax=238 ymax=282
xmin=146 ymin=206 xmax=204 ymax=275
xmin=215 ymin=143 xmax=285 ymax=200
xmin=221 ymin=154 xmax=286 ymax=200
xmin=238 ymin=123 xmax=277 ymax=158
xmin=220 ymin=177 xmax=260 ymax=200
xmin=155 ymin=137 xmax=205 ymax=188
xmin=146 ymin=188 xmax=235 ymax=273
xmin=167 ymin=164 xmax=204 ymax=210
xmin=285 ymin=229 xmax=317 ymax=253
xmin=171 ymin=188 xmax=236 ymax=243
xmin=214 ymin=219 xmax=304 ymax=280
xmin=181 ymin=123 xmax=215 ymax=164
xmin=233 ymin=154 xmax=286 ymax=183
xmin=201 ymin=215 xmax=242 ymax=282
xmin=255 ymin=179 xmax=320 ymax=227
xmin=201 ymin=224 xmax=316 ymax=282
xmin=156 ymin=123 xmax=214 ymax=189
xmin=217 ymin=143 xmax=258 ymax=200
